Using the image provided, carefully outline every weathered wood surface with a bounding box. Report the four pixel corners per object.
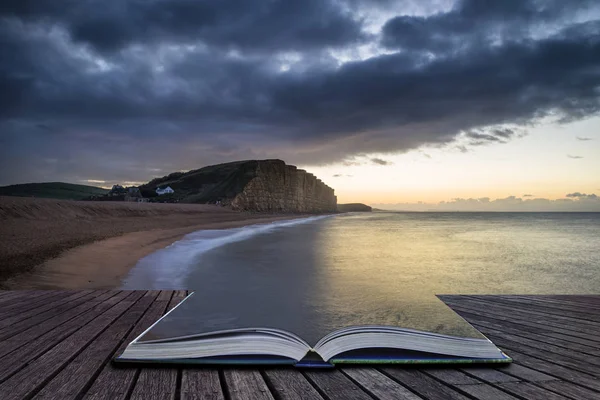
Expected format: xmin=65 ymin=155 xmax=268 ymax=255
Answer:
xmin=0 ymin=292 xmax=598 ymax=400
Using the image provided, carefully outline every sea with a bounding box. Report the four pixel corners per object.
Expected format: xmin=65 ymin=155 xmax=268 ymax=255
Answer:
xmin=122 ymin=212 xmax=600 ymax=342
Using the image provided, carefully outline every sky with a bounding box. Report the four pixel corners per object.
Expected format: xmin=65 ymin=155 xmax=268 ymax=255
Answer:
xmin=1 ymin=0 xmax=599 ymax=210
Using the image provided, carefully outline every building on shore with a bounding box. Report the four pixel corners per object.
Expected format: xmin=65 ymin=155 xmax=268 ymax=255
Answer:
xmin=156 ymin=186 xmax=175 ymax=196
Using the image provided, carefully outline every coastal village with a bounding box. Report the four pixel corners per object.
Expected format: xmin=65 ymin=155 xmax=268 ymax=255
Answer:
xmin=90 ymin=184 xmax=176 ymax=203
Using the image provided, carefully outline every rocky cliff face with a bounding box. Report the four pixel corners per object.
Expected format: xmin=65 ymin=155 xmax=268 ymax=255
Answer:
xmin=231 ymin=160 xmax=337 ymax=212
xmin=141 ymin=159 xmax=337 ymax=213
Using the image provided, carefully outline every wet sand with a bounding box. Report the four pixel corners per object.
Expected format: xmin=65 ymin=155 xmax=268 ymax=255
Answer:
xmin=0 ymin=197 xmax=304 ymax=289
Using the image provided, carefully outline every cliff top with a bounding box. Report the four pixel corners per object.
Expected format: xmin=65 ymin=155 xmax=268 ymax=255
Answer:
xmin=140 ymin=159 xmax=335 ymax=204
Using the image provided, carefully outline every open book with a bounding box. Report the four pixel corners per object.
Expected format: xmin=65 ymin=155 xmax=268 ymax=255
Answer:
xmin=116 ymin=293 xmax=510 ymax=367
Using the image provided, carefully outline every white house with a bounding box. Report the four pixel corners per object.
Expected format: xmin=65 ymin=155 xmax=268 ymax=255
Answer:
xmin=156 ymin=186 xmax=175 ymax=195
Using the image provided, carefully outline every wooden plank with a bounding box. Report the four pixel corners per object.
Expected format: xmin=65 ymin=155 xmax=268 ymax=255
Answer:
xmin=422 ymin=368 xmax=481 ymax=385
xmin=448 ymin=299 xmax=600 ymax=340
xmin=223 ymin=370 xmax=275 ymax=400
xmin=304 ymin=369 xmax=373 ymax=400
xmin=32 ymin=291 xmax=160 ymax=400
xmin=0 ymin=290 xmax=98 ymax=340
xmin=492 ymin=348 xmax=600 ymax=392
xmin=460 ymin=313 xmax=600 ymax=357
xmin=0 ymin=290 xmax=67 ymax=312
xmin=443 ymin=300 xmax=600 ymax=342
xmin=130 ymin=292 xmax=183 ymax=400
xmin=472 ymin=326 xmax=600 ymax=373
xmin=484 ymin=336 xmax=600 ymax=379
xmin=0 ymin=291 xmax=109 ymax=357
xmin=488 ymin=364 xmax=558 ymax=383
xmin=522 ymin=295 xmax=600 ymax=305
xmin=2 ymin=293 xmax=600 ymax=399
xmin=454 ymin=307 xmax=600 ymax=349
xmin=0 ymin=292 xmax=76 ymax=319
xmin=455 ymin=384 xmax=519 ymax=400
xmin=0 ymin=290 xmax=92 ymax=331
xmin=128 ymin=367 xmax=177 ymax=400
xmin=0 ymin=291 xmax=119 ymax=376
xmin=480 ymin=295 xmax=600 ymax=312
xmin=82 ymin=291 xmax=176 ymax=400
xmin=0 ymin=291 xmax=145 ymax=400
xmin=181 ymin=369 xmax=224 ymax=400
xmin=443 ymin=297 xmax=600 ymax=333
xmin=460 ymin=367 xmax=520 ymax=384
xmin=380 ymin=368 xmax=470 ymax=400
xmin=342 ymin=367 xmax=421 ymax=400
xmin=465 ymin=296 xmax=600 ymax=324
xmin=496 ymin=382 xmax=570 ymax=400
xmin=0 ymin=290 xmax=39 ymax=304
xmin=539 ymin=380 xmax=600 ymax=400
xmin=418 ymin=368 xmax=522 ymax=400
xmin=262 ymin=369 xmax=324 ymax=400
xmin=0 ymin=291 xmax=70 ymax=317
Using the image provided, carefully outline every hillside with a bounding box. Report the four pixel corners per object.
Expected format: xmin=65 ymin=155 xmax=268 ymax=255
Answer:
xmin=0 ymin=182 xmax=108 ymax=200
xmin=141 ymin=159 xmax=337 ymax=212
xmin=338 ymin=203 xmax=372 ymax=212
xmin=140 ymin=160 xmax=258 ymax=203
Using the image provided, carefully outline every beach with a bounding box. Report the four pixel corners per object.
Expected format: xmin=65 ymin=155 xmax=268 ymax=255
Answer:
xmin=0 ymin=196 xmax=305 ymax=289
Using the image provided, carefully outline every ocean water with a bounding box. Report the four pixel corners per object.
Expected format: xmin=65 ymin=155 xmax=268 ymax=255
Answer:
xmin=122 ymin=212 xmax=600 ymax=342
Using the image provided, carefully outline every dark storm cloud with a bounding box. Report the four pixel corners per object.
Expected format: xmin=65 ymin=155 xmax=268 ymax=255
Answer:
xmin=370 ymin=158 xmax=393 ymax=166
xmin=1 ymin=0 xmax=366 ymax=53
xmin=1 ymin=0 xmax=600 ymax=184
xmin=381 ymin=0 xmax=599 ymax=52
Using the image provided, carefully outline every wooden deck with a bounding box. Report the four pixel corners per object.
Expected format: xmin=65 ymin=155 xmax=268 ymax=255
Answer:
xmin=0 ymin=292 xmax=599 ymax=400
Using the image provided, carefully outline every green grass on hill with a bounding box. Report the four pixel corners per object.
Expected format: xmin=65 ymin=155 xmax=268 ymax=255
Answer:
xmin=0 ymin=182 xmax=109 ymax=200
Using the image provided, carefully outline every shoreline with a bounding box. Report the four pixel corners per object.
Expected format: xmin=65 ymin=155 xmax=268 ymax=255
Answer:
xmin=1 ymin=196 xmax=318 ymax=289
xmin=4 ymin=214 xmax=309 ymax=290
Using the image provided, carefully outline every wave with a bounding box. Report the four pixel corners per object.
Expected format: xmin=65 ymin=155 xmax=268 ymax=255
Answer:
xmin=121 ymin=215 xmax=332 ymax=289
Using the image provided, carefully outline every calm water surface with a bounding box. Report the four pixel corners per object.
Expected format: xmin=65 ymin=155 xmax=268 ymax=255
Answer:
xmin=126 ymin=212 xmax=600 ymax=343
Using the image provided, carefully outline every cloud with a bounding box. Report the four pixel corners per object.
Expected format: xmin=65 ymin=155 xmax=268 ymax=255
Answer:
xmin=372 ymin=193 xmax=600 ymax=212
xmin=465 ymin=127 xmax=522 ymax=146
xmin=333 ymin=174 xmax=353 ymax=177
xmin=1 ymin=0 xmax=367 ymax=54
xmin=523 ymin=194 xmax=533 ymax=197
xmin=566 ymin=192 xmax=597 ymax=199
xmin=576 ymin=136 xmax=593 ymax=141
xmin=370 ymin=158 xmax=393 ymax=166
xmin=1 ymin=0 xmax=600 ymax=184
xmin=381 ymin=0 xmax=600 ymax=53
xmin=567 ymin=155 xmax=584 ymax=159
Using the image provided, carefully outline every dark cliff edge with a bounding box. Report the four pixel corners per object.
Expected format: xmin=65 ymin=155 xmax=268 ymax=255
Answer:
xmin=338 ymin=203 xmax=372 ymax=212
xmin=140 ymin=159 xmax=337 ymax=213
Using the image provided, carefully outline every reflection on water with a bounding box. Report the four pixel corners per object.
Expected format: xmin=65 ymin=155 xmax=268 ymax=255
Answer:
xmin=138 ymin=212 xmax=600 ymax=344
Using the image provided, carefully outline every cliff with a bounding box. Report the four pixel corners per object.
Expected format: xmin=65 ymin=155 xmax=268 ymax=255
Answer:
xmin=140 ymin=160 xmax=337 ymax=213
xmin=338 ymin=203 xmax=372 ymax=212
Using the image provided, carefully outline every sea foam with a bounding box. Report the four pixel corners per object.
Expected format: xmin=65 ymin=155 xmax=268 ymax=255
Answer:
xmin=121 ymin=215 xmax=331 ymax=289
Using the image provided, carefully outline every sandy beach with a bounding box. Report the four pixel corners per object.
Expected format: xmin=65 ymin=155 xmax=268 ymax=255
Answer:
xmin=0 ymin=196 xmax=305 ymax=289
